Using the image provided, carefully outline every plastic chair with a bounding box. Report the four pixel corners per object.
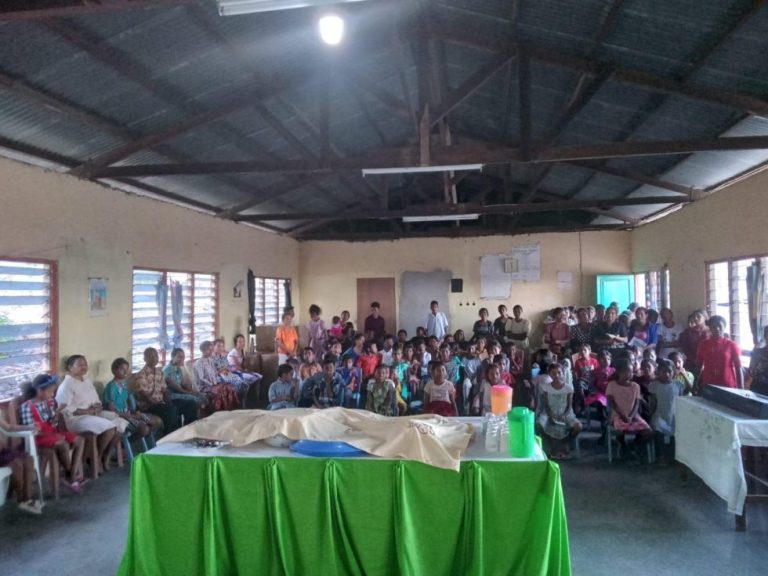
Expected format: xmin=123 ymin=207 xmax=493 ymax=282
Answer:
xmin=606 ymin=424 xmax=653 ymax=463
xmin=0 ymin=424 xmax=45 ymax=504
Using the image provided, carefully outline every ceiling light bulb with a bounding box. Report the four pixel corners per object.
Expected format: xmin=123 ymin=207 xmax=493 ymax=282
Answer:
xmin=319 ymin=15 xmax=344 ymax=45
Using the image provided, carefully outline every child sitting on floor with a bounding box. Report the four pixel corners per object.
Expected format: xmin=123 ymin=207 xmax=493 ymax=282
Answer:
xmin=669 ymin=352 xmax=694 ymax=393
xmin=379 ymin=335 xmax=395 ymax=367
xmin=336 ymin=355 xmax=362 ymax=408
xmin=606 ymin=359 xmax=652 ymax=459
xmin=299 ymin=347 xmax=322 ymax=382
xmin=476 ymin=363 xmax=510 ymax=415
xmin=268 ymin=364 xmax=298 ymax=410
xmin=536 ymin=363 xmax=581 ymax=460
xmin=328 ymin=316 xmax=343 ymax=339
xmin=573 ymin=344 xmax=599 ymax=414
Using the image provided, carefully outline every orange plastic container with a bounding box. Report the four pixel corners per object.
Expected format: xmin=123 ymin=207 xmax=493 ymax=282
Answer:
xmin=490 ymin=385 xmax=513 ymax=416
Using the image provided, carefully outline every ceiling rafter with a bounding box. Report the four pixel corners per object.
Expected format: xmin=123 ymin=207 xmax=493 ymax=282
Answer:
xmin=0 ymin=0 xmax=202 ymax=22
xmin=235 ymin=195 xmax=688 ymax=223
xmin=89 ymin=135 xmax=768 ymax=179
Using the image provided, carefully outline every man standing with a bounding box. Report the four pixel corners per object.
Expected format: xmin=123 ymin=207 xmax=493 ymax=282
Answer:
xmin=363 ymin=301 xmax=386 ymax=342
xmin=426 ymin=300 xmax=449 ymax=340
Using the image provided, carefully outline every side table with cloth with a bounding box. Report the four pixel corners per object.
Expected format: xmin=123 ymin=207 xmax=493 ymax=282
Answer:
xmin=675 ymin=396 xmax=768 ymax=528
xmin=117 ymin=414 xmax=571 ymax=576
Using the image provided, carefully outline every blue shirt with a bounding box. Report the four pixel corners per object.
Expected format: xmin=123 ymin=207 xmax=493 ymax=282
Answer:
xmin=103 ymin=379 xmax=137 ymax=412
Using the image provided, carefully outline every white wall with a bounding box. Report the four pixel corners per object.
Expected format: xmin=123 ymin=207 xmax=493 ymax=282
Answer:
xmin=299 ymin=231 xmax=632 ymax=344
xmin=0 ymin=158 xmax=300 ymax=382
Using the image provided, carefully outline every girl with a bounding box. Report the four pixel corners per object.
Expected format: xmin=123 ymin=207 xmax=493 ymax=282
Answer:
xmin=328 ymin=316 xmax=344 ymax=339
xmin=105 ymin=358 xmax=161 ymax=442
xmin=679 ymin=309 xmax=710 ymax=373
xmin=476 ymin=363 xmax=510 ymax=415
xmin=537 ymin=364 xmax=581 ymax=459
xmin=573 ymin=343 xmax=599 ymax=414
xmin=423 ymin=362 xmax=458 ymax=417
xmin=606 ymin=360 xmax=652 ymax=458
xmin=56 ymin=355 xmax=126 ymax=472
xmin=696 ymin=315 xmax=743 ymax=390
xmin=545 ymin=308 xmax=570 ymax=356
xmin=228 ymin=334 xmax=262 ymax=387
xmin=390 ymin=348 xmax=410 ymax=415
xmin=21 ymin=374 xmax=85 ymax=492
xmin=365 ymin=365 xmax=395 ymax=416
xmin=0 ymin=412 xmax=44 ymax=514
xmin=307 ymin=304 xmax=327 ymax=359
xmin=475 ymin=336 xmax=489 ymax=361
xmin=275 ymin=312 xmax=299 ymax=365
xmin=669 ymin=351 xmax=694 ymax=392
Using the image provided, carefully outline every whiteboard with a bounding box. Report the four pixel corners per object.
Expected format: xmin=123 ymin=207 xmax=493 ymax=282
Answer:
xmin=399 ymin=270 xmax=452 ymax=338
xmin=480 ymin=254 xmax=512 ymax=299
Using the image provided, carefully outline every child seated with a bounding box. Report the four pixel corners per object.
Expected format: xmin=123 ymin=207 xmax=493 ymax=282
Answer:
xmin=379 ymin=335 xmax=395 ymax=367
xmin=423 ymin=361 xmax=458 ymax=417
xmin=268 ymin=364 xmax=298 ymax=410
xmin=359 ymin=343 xmax=380 ymax=381
xmin=336 ymin=355 xmax=363 ymax=408
xmin=104 ymin=358 xmax=162 ymax=441
xmin=328 ymin=316 xmax=344 ymax=339
xmin=649 ymin=359 xmax=691 ymax=451
xmin=390 ymin=348 xmax=410 ymax=414
xmin=536 ymin=364 xmax=581 ymax=459
xmin=299 ymin=347 xmax=322 ymax=382
xmin=365 ymin=364 xmax=396 ymax=416
xmin=635 ymin=358 xmax=657 ymax=420
xmin=669 ymin=352 xmax=694 ymax=392
xmin=606 ymin=359 xmax=652 ymax=458
xmin=476 ymin=364 xmax=511 ymax=415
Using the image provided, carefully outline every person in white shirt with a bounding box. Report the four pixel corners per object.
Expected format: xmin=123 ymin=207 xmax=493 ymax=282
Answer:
xmin=426 ymin=300 xmax=449 ymax=340
xmin=657 ymin=307 xmax=684 ymax=359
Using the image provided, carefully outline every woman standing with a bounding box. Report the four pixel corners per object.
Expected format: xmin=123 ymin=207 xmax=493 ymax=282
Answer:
xmin=696 ymin=315 xmax=743 ymax=390
xmin=55 ymin=355 xmax=127 ymax=472
xmin=657 ymin=307 xmax=683 ymax=359
xmin=493 ymin=305 xmax=510 ymax=341
xmin=507 ymin=305 xmax=531 ymax=351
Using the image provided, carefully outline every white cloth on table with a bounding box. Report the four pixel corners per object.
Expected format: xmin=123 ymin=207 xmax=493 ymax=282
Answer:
xmin=55 ymin=375 xmax=129 ymax=434
xmin=675 ymin=396 xmax=768 ymax=514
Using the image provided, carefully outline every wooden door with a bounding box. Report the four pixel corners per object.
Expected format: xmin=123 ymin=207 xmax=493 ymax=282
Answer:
xmin=356 ymin=278 xmax=396 ymax=338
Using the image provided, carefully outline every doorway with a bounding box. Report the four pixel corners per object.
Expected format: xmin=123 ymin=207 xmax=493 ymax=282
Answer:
xmin=356 ymin=278 xmax=396 ymax=338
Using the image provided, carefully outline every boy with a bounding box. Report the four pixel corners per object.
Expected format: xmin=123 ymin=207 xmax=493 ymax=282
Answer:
xmin=365 ymin=364 xmax=396 ymax=416
xmin=299 ymin=347 xmax=322 ymax=382
xmin=425 ymin=300 xmax=449 ymax=340
xmin=364 ymin=301 xmax=386 ymax=342
xmin=336 ymin=355 xmax=362 ymax=408
xmin=414 ymin=338 xmax=432 ymax=379
xmin=104 ymin=357 xmax=162 ymax=440
xmin=649 ymin=359 xmax=690 ymax=462
xmin=269 ymin=364 xmax=297 ymax=410
xmin=380 ymin=334 xmax=395 ymax=367
xmin=397 ymin=329 xmax=408 ymax=345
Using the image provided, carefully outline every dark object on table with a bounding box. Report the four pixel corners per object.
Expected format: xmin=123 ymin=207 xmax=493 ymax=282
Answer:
xmin=702 ymin=386 xmax=768 ymax=419
xmin=192 ymin=439 xmax=229 ymax=448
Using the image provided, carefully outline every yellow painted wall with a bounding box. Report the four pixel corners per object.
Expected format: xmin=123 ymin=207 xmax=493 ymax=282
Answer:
xmin=631 ymin=167 xmax=768 ymax=317
xmin=299 ymin=231 xmax=632 ymax=345
xmin=0 ymin=158 xmax=299 ymax=383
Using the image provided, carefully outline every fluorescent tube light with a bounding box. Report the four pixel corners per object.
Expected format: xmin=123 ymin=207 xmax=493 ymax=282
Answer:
xmin=402 ymin=214 xmax=480 ymax=223
xmin=218 ymin=0 xmax=369 ymax=16
xmin=362 ymin=164 xmax=483 ymax=176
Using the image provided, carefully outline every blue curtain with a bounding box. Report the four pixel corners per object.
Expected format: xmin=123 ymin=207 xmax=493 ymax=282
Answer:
xmin=155 ymin=280 xmax=169 ymax=351
xmin=171 ymin=280 xmax=184 ymax=349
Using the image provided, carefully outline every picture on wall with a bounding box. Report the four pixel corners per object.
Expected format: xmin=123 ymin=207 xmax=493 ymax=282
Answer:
xmin=89 ymin=277 xmax=108 ymax=316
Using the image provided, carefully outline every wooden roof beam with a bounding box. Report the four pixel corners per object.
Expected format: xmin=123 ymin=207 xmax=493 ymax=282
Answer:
xmin=0 ymin=0 xmax=201 ymax=21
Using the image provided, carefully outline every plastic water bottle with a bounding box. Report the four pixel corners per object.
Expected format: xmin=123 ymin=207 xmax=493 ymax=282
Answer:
xmin=485 ymin=415 xmax=499 ymax=452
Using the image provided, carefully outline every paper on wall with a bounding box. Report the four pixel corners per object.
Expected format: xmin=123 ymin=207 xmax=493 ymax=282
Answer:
xmin=509 ymin=243 xmax=541 ymax=282
xmin=556 ymin=271 xmax=573 ymax=291
xmin=480 ymin=254 xmax=512 ymax=299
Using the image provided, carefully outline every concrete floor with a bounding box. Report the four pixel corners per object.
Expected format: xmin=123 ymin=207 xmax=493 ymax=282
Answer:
xmin=1 ymin=449 xmax=766 ymax=575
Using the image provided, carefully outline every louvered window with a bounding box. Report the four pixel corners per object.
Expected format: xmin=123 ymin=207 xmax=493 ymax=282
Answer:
xmin=0 ymin=259 xmax=56 ymax=401
xmin=253 ymin=277 xmax=289 ymax=325
xmin=132 ymin=269 xmax=217 ymax=368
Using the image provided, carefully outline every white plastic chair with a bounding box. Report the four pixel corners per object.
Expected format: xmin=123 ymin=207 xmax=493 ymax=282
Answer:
xmin=0 ymin=424 xmax=44 ymax=504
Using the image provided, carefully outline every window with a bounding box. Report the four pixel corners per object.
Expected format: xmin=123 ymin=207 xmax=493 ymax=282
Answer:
xmin=706 ymin=257 xmax=766 ymax=351
xmin=0 ymin=259 xmax=56 ymax=401
xmin=131 ymin=269 xmax=217 ymax=368
xmin=634 ymin=266 xmax=670 ymax=310
xmin=253 ymin=277 xmax=290 ymax=325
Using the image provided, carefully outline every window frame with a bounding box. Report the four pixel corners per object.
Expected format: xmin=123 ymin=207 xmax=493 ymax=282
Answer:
xmin=705 ymin=253 xmax=768 ymax=355
xmin=0 ymin=256 xmax=58 ymax=402
xmin=252 ymin=276 xmax=290 ymax=326
xmin=634 ymin=266 xmax=670 ymax=311
xmin=131 ymin=266 xmax=219 ymax=366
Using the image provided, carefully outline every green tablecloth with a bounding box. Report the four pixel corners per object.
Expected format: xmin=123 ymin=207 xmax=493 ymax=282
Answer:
xmin=118 ymin=455 xmax=570 ymax=576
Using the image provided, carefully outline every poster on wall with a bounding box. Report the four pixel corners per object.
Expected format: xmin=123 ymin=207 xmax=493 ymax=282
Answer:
xmin=557 ymin=271 xmax=573 ymax=291
xmin=509 ymin=243 xmax=541 ymax=282
xmin=89 ymin=277 xmax=108 ymax=316
xmin=480 ymin=254 xmax=512 ymax=299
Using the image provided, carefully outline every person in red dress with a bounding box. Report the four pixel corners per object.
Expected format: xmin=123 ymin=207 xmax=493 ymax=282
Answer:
xmin=695 ymin=315 xmax=743 ymax=390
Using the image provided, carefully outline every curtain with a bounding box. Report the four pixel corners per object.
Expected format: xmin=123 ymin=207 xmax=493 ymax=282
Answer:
xmin=747 ymin=260 xmax=765 ymax=347
xmin=247 ymin=269 xmax=256 ymax=335
xmin=155 ymin=280 xmax=169 ymax=351
xmin=284 ymin=278 xmax=292 ymax=310
xmin=170 ymin=280 xmax=184 ymax=349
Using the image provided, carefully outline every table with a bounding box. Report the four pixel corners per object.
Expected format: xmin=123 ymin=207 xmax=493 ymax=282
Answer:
xmin=117 ymin=422 xmax=571 ymax=576
xmin=675 ymin=396 xmax=768 ymax=527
